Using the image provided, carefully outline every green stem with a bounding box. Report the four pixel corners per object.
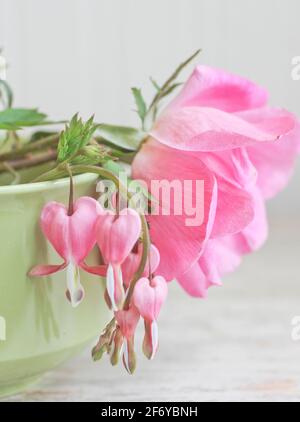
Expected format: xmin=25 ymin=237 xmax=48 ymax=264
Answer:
xmin=146 ymin=49 xmax=201 ymax=122
xmin=2 ymin=161 xmax=21 ymax=185
xmin=31 ymin=166 xmax=65 ymax=182
xmin=0 ymin=150 xmax=57 ymax=174
xmin=58 ymin=164 xmax=152 ymax=360
xmin=66 ymin=165 xmax=74 ymax=216
xmin=0 ymin=133 xmax=59 ymax=162
xmin=123 ymin=215 xmax=150 ymax=310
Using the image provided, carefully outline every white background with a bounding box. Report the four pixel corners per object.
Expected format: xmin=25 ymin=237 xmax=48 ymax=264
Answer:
xmin=0 ymin=0 xmax=299 ymax=216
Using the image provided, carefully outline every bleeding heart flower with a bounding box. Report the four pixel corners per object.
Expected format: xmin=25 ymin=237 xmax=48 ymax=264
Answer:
xmin=96 ymin=208 xmax=141 ymax=310
xmin=29 ymin=196 xmax=102 ymax=307
xmin=122 ymin=243 xmax=161 ymax=287
xmin=114 ymin=305 xmax=140 ymax=374
xmin=132 ymin=275 xmax=168 ymax=359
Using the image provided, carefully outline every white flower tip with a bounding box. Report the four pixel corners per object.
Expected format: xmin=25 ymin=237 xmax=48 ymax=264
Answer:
xmin=66 ymin=262 xmax=85 ymax=308
xmin=123 ymin=340 xmax=130 ymax=373
xmin=106 ymin=264 xmax=119 ymax=311
xmin=66 ymin=288 xmax=85 ymax=308
xmin=150 ymin=320 xmax=159 ymax=360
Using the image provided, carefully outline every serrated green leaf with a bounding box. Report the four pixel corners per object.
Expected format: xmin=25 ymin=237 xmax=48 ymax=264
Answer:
xmin=131 ymin=87 xmax=147 ymax=126
xmin=57 ymin=114 xmax=97 ymax=162
xmin=97 ymin=124 xmax=146 ymax=151
xmin=0 ymin=108 xmax=48 ymax=130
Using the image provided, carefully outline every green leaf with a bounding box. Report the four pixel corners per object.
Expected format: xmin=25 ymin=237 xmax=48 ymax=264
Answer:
xmin=162 ymin=49 xmax=201 ymax=87
xmin=0 ymin=108 xmax=48 ymax=130
xmin=147 ymin=49 xmax=201 ymax=121
xmin=57 ymin=114 xmax=97 ymax=163
xmin=160 ymin=82 xmax=183 ymax=99
xmin=131 ymin=87 xmax=147 ymax=126
xmin=0 ymin=79 xmax=13 ymax=108
xmin=150 ymin=77 xmax=160 ymax=91
xmin=155 ymin=49 xmax=201 ymax=99
xmin=97 ymin=124 xmax=146 ymax=151
xmin=30 ymin=130 xmax=57 ymax=142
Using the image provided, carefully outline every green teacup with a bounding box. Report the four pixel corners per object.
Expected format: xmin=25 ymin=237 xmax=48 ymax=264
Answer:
xmin=0 ymin=172 xmax=108 ymax=398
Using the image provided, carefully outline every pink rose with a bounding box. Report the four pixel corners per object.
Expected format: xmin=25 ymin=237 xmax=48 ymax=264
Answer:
xmin=132 ymin=65 xmax=299 ymax=297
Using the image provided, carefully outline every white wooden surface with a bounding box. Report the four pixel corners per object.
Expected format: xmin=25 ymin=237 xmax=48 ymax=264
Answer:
xmin=2 ymin=216 xmax=300 ymax=402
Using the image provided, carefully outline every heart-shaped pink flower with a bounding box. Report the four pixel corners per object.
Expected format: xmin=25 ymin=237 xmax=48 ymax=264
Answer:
xmin=29 ymin=196 xmax=102 ymax=307
xmin=114 ymin=305 xmax=140 ymax=374
xmin=122 ymin=243 xmax=160 ymax=287
xmin=133 ymin=275 xmax=168 ymax=359
xmin=96 ymin=208 xmax=141 ymax=310
xmin=115 ymin=306 xmax=140 ymax=340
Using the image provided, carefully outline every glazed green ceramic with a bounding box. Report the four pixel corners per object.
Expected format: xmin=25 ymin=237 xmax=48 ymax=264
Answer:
xmin=0 ymin=171 xmax=109 ymax=398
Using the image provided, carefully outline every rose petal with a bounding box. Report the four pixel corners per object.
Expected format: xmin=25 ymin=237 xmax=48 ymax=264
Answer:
xmin=243 ymin=112 xmax=300 ymax=199
xmin=167 ymin=65 xmax=268 ymax=113
xmin=150 ymin=106 xmax=295 ymax=152
xmin=132 ymin=140 xmax=217 ymax=280
xmin=177 ymin=261 xmax=209 ymax=298
xmin=211 ymin=178 xmax=254 ymax=238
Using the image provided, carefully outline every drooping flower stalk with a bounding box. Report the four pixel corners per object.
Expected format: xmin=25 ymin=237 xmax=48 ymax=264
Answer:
xmin=66 ymin=164 xmax=74 ymax=216
xmin=31 ymin=160 xmax=154 ymax=371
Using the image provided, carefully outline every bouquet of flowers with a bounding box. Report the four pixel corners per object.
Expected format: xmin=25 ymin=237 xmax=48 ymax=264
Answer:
xmin=1 ymin=51 xmax=299 ymax=374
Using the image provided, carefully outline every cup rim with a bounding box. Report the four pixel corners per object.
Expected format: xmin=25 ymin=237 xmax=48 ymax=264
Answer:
xmin=0 ymin=173 xmax=98 ymax=196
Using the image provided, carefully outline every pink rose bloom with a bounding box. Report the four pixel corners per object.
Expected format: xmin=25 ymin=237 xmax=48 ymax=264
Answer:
xmin=132 ymin=65 xmax=300 ymax=297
